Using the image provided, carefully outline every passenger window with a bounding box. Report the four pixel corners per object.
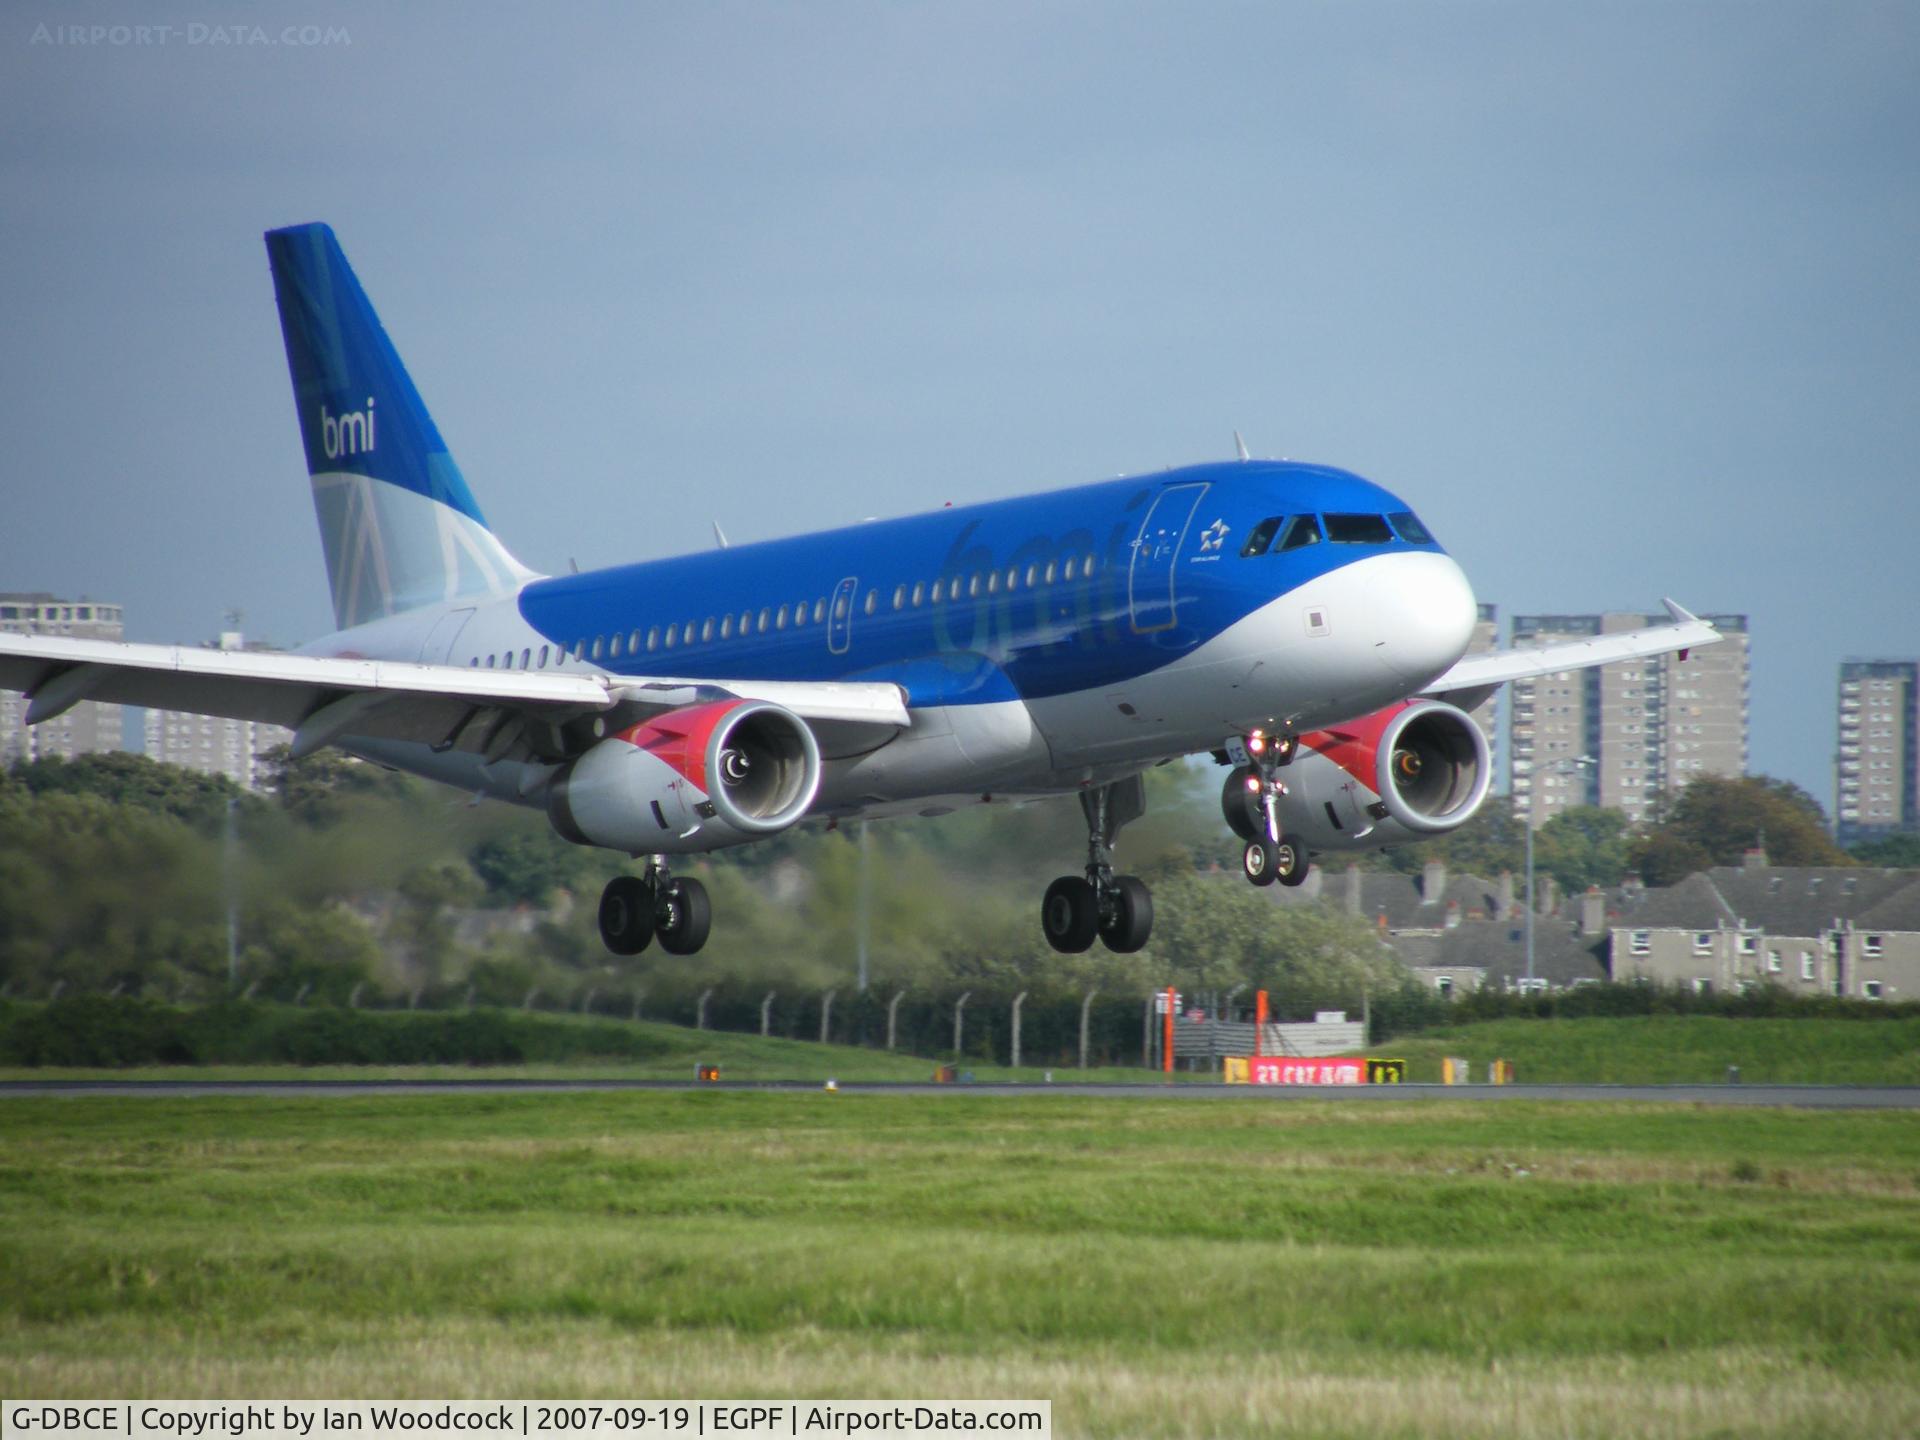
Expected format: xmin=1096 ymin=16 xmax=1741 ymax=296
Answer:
xmin=1044 ymin=561 xmax=1057 ymax=584
xmin=1389 ymin=511 xmax=1435 ymax=544
xmin=1024 ymin=565 xmax=1037 ymax=587
xmin=1278 ymin=515 xmax=1323 ymax=551
xmin=911 ymin=582 xmax=925 ymax=607
xmin=1324 ymin=513 xmax=1394 ymax=544
xmin=664 ymin=627 xmax=676 ymax=649
xmin=646 ymin=627 xmax=659 ymax=651
xmin=986 ymin=572 xmax=999 ymax=595
xmin=813 ymin=599 xmax=826 ymax=624
xmin=721 ymin=616 xmax=733 ymax=639
xmin=609 ymin=634 xmax=623 ymax=658
xmin=775 ymin=606 xmax=787 ymax=630
xmin=520 ymin=648 xmax=531 ymax=669
xmin=834 ymin=594 xmax=849 ymax=621
xmin=590 ymin=637 xmax=603 ymax=660
xmin=1083 ymin=554 xmax=1096 ymax=574
xmin=701 ymin=619 xmax=714 ymax=642
xmin=892 ymin=585 xmax=905 ymax=611
xmin=629 ymin=630 xmax=641 ymax=652
xmin=486 ymin=654 xmax=496 ymax=669
xmin=740 ymin=612 xmax=751 ymax=633
xmin=537 ymin=645 xmax=549 ymax=669
xmin=1064 ymin=558 xmax=1078 ymax=580
xmin=759 ymin=608 xmax=771 ymax=632
xmin=1006 ymin=567 xmax=1019 ymax=590
xmin=1241 ymin=516 xmax=1284 ymax=557
xmin=864 ymin=591 xmax=877 ymax=616
xmin=683 ymin=622 xmax=695 ymax=645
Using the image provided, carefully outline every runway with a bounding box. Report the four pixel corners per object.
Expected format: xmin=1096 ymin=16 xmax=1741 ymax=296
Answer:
xmin=4 ymin=1079 xmax=1918 ymax=1107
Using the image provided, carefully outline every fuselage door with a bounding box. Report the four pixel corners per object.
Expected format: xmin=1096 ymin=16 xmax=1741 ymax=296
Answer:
xmin=827 ymin=576 xmax=858 ymax=656
xmin=418 ymin=607 xmax=474 ymax=664
xmin=1128 ymin=482 xmax=1209 ymax=633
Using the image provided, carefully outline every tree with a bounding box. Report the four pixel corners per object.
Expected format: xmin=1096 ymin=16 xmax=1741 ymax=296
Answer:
xmin=1628 ymin=776 xmax=1850 ymax=883
xmin=1533 ymin=806 xmax=1632 ymax=893
xmin=9 ymin=751 xmax=244 ymax=831
xmin=1849 ymin=833 xmax=1920 ymax=868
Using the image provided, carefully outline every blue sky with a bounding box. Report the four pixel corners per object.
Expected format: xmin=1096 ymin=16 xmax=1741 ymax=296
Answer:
xmin=2 ymin=2 xmax=1916 ymax=805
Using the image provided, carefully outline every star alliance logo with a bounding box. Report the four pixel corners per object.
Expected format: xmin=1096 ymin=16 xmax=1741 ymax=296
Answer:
xmin=1198 ymin=518 xmax=1229 ymax=553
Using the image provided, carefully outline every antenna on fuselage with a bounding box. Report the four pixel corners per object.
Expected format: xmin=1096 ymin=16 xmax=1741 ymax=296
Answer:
xmin=712 ymin=521 xmax=731 ymax=549
xmin=1234 ymin=431 xmax=1251 ymax=461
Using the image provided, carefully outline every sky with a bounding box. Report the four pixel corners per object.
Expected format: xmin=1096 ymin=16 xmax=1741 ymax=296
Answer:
xmin=1 ymin=1 xmax=1916 ymax=806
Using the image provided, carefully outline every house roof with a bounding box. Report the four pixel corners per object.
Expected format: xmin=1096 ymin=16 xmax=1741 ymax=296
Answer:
xmin=1610 ymin=865 xmax=1920 ymax=936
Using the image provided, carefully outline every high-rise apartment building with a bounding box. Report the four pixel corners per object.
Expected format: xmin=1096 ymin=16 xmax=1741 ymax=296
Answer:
xmin=0 ymin=592 xmax=127 ymax=765
xmin=1508 ymin=612 xmax=1749 ymax=828
xmin=1462 ymin=603 xmax=1499 ymax=759
xmin=1835 ymin=661 xmax=1918 ymax=844
xmin=143 ymin=630 xmax=293 ymax=791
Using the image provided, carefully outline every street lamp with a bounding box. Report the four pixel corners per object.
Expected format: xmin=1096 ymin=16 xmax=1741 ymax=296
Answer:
xmin=1524 ymin=755 xmax=1594 ymax=988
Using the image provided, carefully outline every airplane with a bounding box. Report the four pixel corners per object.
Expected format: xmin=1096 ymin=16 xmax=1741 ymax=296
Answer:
xmin=0 ymin=223 xmax=1721 ymax=958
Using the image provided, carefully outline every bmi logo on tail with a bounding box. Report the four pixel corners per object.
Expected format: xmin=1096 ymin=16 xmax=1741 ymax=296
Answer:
xmin=320 ymin=398 xmax=376 ymax=460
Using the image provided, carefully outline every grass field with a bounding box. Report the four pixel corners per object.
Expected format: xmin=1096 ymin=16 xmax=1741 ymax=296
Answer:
xmin=7 ymin=1011 xmax=1919 ymax=1086
xmin=2 ymin=1091 xmax=1917 ymax=1438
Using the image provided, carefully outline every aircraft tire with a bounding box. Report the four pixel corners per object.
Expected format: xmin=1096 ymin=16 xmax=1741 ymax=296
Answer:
xmin=1276 ymin=847 xmax=1310 ymax=887
xmin=656 ymin=877 xmax=712 ymax=955
xmin=599 ymin=875 xmax=656 ymax=956
xmin=1099 ymin=875 xmax=1154 ymax=953
xmin=1041 ymin=876 xmax=1100 ymax=953
xmin=1242 ymin=839 xmax=1280 ymax=887
xmin=1220 ymin=768 xmax=1261 ymax=841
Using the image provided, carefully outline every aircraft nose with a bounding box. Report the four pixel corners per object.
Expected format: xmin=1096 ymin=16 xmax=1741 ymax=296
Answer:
xmin=1380 ymin=551 xmax=1478 ymax=686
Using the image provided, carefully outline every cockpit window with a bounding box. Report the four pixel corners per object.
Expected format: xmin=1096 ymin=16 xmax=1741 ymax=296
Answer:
xmin=1389 ymin=511 xmax=1435 ymax=544
xmin=1240 ymin=516 xmax=1284 ymax=557
xmin=1324 ymin=513 xmax=1395 ymax=544
xmin=1276 ymin=514 xmax=1323 ymax=551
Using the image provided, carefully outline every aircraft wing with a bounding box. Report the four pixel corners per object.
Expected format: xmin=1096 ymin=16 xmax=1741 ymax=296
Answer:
xmin=1421 ymin=599 xmax=1723 ymax=711
xmin=0 ymin=633 xmax=910 ymax=762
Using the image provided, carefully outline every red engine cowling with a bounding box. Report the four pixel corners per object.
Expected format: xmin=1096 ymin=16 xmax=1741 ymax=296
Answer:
xmin=1227 ymin=699 xmax=1492 ymax=853
xmin=547 ymin=698 xmax=821 ymax=854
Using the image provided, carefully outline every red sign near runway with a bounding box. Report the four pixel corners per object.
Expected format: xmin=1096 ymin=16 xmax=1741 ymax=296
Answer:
xmin=1250 ymin=1058 xmax=1366 ymax=1085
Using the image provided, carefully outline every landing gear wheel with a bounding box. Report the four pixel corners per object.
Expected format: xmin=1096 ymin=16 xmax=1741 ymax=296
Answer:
xmin=1042 ymin=876 xmax=1100 ymax=953
xmin=598 ymin=875 xmax=655 ymax=955
xmin=1099 ymin=875 xmax=1154 ymax=953
xmin=656 ymin=877 xmax=712 ymax=955
xmin=1221 ymin=767 xmax=1261 ymax=841
xmin=1274 ymin=843 xmax=1307 ymax=886
xmin=1242 ymin=839 xmax=1280 ymax=887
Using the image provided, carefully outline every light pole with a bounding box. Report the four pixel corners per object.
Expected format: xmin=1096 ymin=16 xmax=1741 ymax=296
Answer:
xmin=1524 ymin=755 xmax=1593 ymax=988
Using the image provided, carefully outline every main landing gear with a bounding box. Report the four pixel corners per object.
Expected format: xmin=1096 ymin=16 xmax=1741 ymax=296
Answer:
xmin=1041 ymin=776 xmax=1154 ymax=954
xmin=1220 ymin=730 xmax=1311 ymax=889
xmin=598 ymin=859 xmax=712 ymax=956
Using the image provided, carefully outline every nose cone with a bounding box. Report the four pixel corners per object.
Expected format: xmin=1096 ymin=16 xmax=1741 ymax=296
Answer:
xmin=1378 ymin=551 xmax=1477 ymax=686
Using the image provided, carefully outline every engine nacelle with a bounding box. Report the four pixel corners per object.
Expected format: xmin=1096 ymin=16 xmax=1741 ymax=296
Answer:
xmin=547 ymin=698 xmax=821 ymax=854
xmin=1226 ymin=699 xmax=1492 ymax=853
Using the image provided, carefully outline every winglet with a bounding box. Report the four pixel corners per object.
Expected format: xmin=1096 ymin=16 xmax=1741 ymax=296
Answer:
xmin=1233 ymin=431 xmax=1251 ymax=462
xmin=1661 ymin=597 xmax=1705 ymax=626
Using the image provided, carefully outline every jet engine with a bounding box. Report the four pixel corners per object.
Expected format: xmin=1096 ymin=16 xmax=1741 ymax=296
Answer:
xmin=548 ymin=698 xmax=821 ymax=854
xmin=1223 ymin=699 xmax=1491 ymax=853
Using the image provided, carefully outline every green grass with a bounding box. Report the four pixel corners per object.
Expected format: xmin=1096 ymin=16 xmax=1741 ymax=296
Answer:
xmin=0 ymin=1011 xmax=1183 ymax=1084
xmin=2 ymin=1093 xmax=1918 ymax=1436
xmin=1370 ymin=1014 xmax=1920 ymax=1084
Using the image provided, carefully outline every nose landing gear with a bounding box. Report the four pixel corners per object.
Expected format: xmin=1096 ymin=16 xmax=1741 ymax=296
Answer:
xmin=1041 ymin=776 xmax=1155 ymax=954
xmin=1221 ymin=730 xmax=1310 ymax=889
xmin=598 ymin=858 xmax=713 ymax=956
